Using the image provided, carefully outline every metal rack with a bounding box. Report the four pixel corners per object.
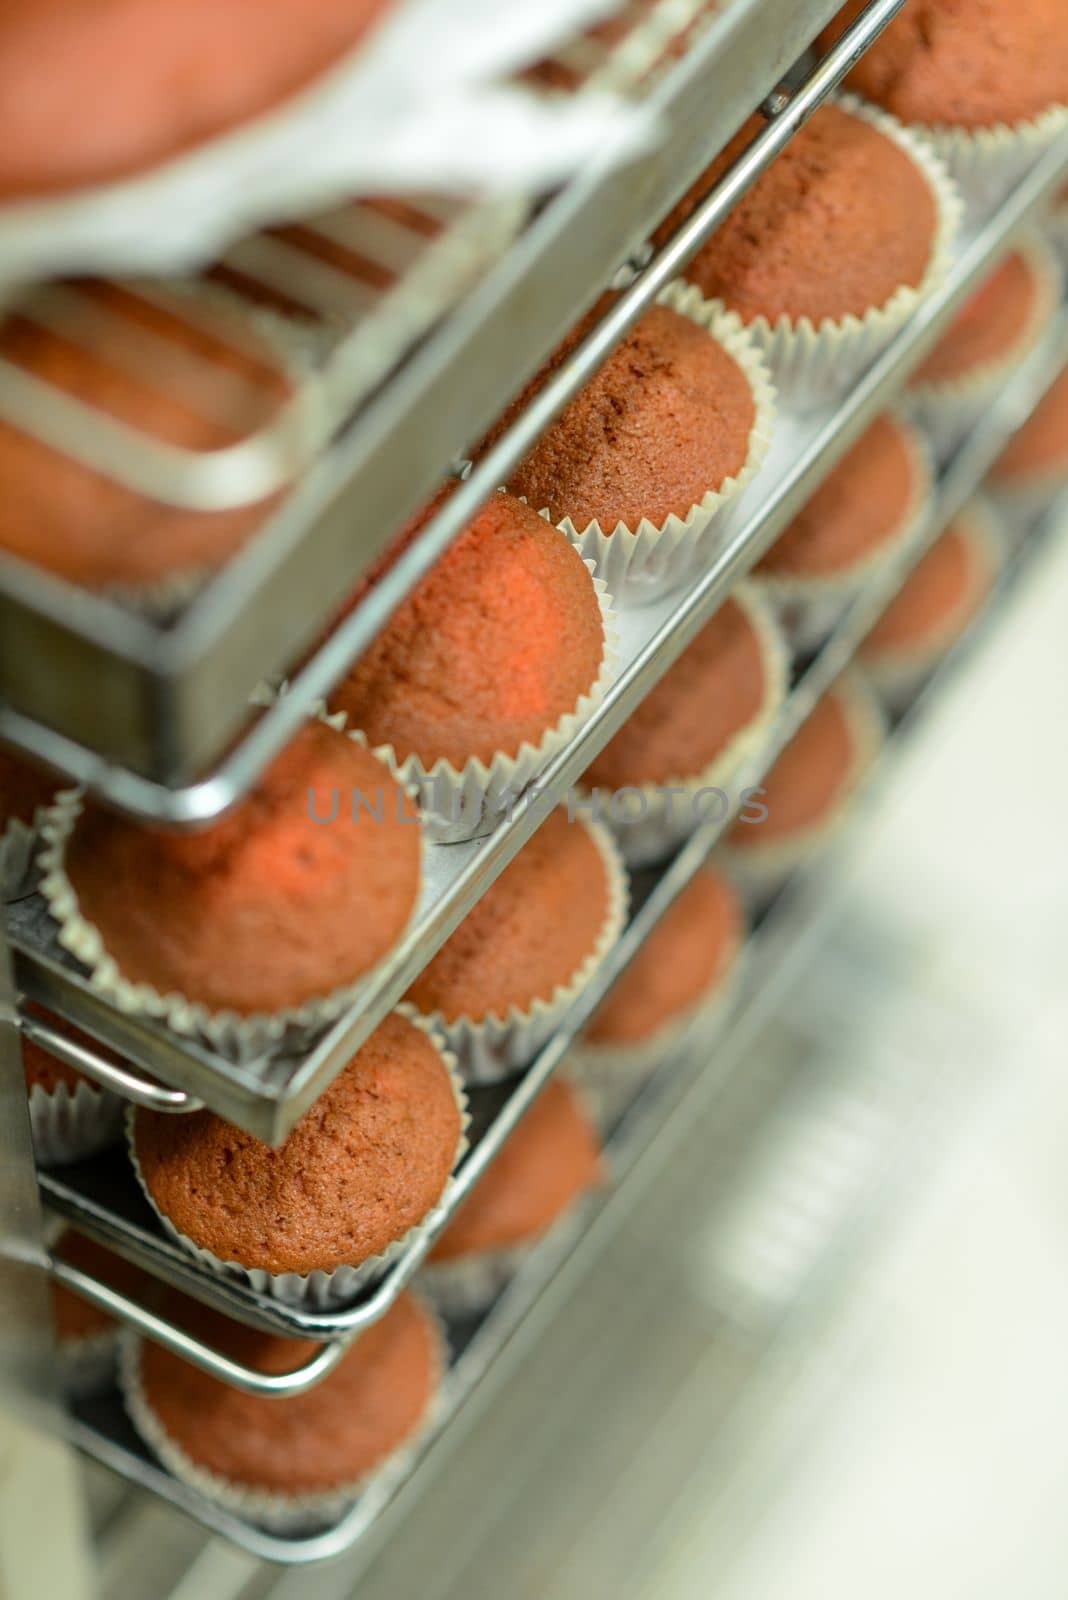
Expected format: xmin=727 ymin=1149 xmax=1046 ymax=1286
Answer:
xmin=34 ymin=309 xmax=1068 ymax=1401
xmin=60 ymin=473 xmax=1066 ymax=1563
xmin=2 ymin=0 xmax=1066 ymax=1580
xmin=8 ymin=106 xmax=1068 ymax=1148
xmin=0 ymin=0 xmax=879 ymax=798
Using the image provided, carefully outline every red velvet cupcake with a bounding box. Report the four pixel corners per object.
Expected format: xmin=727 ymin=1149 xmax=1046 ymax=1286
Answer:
xmin=328 ymin=488 xmax=616 ymax=842
xmin=24 ymin=1015 xmax=124 ymax=1166
xmin=989 ymin=363 xmax=1068 ymax=516
xmin=122 ymin=1288 xmax=443 ymax=1533
xmin=422 ymin=1078 xmax=602 ymax=1316
xmin=38 ymin=722 xmax=422 ymax=1057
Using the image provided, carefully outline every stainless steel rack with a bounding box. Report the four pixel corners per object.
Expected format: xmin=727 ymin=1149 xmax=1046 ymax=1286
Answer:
xmin=0 ymin=0 xmax=882 ymax=798
xmin=59 ymin=474 xmax=1065 ymax=1564
xmin=35 ymin=309 xmax=1068 ymax=1409
xmin=9 ymin=109 xmax=1068 ymax=1148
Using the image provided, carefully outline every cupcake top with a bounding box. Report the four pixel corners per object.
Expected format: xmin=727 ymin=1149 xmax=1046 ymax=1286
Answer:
xmin=0 ymin=0 xmax=396 ymax=198
xmin=428 ymin=1079 xmax=600 ymax=1261
xmin=819 ymin=0 xmax=1068 ymax=130
xmin=405 ymin=809 xmax=611 ymax=1024
xmin=0 ymin=289 xmax=292 ymax=590
xmin=137 ymin=1288 xmax=437 ymax=1496
xmin=911 ymin=249 xmax=1045 ymax=388
xmin=583 ymin=594 xmax=770 ymax=788
xmin=861 ymin=517 xmax=991 ymax=659
xmin=991 ymin=365 xmax=1068 ymax=482
xmin=60 ymin=724 xmax=421 ymax=1017
xmin=51 ymin=1229 xmax=149 ymax=1344
xmin=727 ymin=683 xmax=859 ymax=848
xmin=584 ymin=866 xmax=743 ymax=1047
xmin=329 ymin=489 xmax=606 ymax=769
xmin=757 ymin=415 xmax=921 ymax=580
xmin=0 ymin=745 xmax=57 ymax=831
xmin=504 ymin=300 xmax=757 ymax=532
xmin=133 ymin=1014 xmax=461 ymax=1276
xmin=656 ymin=104 xmax=937 ymax=325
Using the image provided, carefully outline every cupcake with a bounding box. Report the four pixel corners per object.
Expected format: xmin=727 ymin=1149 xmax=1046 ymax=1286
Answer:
xmin=988 ymin=363 xmax=1068 ymax=518
xmin=579 ymin=584 xmax=787 ymax=866
xmin=493 ymin=281 xmax=774 ymax=604
xmin=753 ymin=413 xmax=930 ymax=647
xmin=860 ymin=502 xmax=1005 ymax=708
xmin=422 ymin=1079 xmax=601 ymax=1317
xmin=571 ymin=865 xmax=746 ymax=1124
xmin=0 ymin=288 xmax=299 ymax=603
xmin=721 ymin=675 xmax=885 ymax=902
xmin=128 ymin=1012 xmax=467 ymax=1308
xmin=818 ymin=0 xmax=1068 ymax=208
xmin=652 ymin=98 xmax=959 ymax=406
xmin=0 ymin=0 xmax=397 ymax=198
xmin=38 ymin=722 xmax=422 ymax=1058
xmin=908 ymin=236 xmax=1061 ymax=456
xmin=404 ymin=808 xmax=628 ymax=1085
xmin=24 ymin=1016 xmax=124 ymax=1166
xmin=0 ymin=743 xmax=61 ymax=896
xmin=51 ymin=1229 xmax=150 ymax=1395
xmin=328 ymin=487 xmax=617 ymax=842
xmin=122 ymin=1288 xmax=442 ymax=1534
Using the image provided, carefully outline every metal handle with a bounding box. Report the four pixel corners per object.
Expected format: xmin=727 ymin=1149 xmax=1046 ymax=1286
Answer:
xmin=20 ymin=1013 xmax=202 ymax=1114
xmin=50 ymin=1257 xmax=345 ymax=1397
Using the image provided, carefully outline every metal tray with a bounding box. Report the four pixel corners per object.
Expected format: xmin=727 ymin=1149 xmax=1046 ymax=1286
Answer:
xmin=9 ymin=123 xmax=1068 ymax=1145
xmin=61 ymin=488 xmax=1066 ymax=1561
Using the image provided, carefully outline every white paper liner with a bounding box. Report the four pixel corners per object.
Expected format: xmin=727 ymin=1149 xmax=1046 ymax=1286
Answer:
xmin=918 ymin=104 xmax=1068 ymax=214
xmin=0 ymin=0 xmax=649 ymax=283
xmin=28 ymin=1079 xmax=124 ymax=1167
xmin=537 ymin=280 xmax=776 ymax=606
xmin=862 ymin=499 xmax=1009 ymax=712
xmin=711 ymin=95 xmax=962 ymax=412
xmin=407 ymin=813 xmax=630 ymax=1086
xmin=58 ymin=1328 xmax=121 ymax=1399
xmin=576 ymin=582 xmax=789 ymax=868
xmin=719 ymin=672 xmax=888 ymax=906
xmin=118 ymin=1295 xmax=448 ymax=1535
xmin=419 ymin=1226 xmax=565 ymax=1321
xmin=126 ymin=1022 xmax=469 ymax=1309
xmin=989 ymin=462 xmax=1068 ymax=526
xmin=336 ymin=562 xmax=620 ymax=843
xmin=36 ymin=751 xmax=425 ymax=1065
xmin=568 ymin=936 xmax=748 ymax=1129
xmin=752 ymin=416 xmax=933 ymax=652
xmin=907 ymin=233 xmax=1063 ymax=460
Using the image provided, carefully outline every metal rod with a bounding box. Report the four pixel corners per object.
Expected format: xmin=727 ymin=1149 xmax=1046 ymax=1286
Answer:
xmin=50 ymin=1258 xmax=346 ymax=1397
xmin=19 ymin=1014 xmax=202 ymax=1113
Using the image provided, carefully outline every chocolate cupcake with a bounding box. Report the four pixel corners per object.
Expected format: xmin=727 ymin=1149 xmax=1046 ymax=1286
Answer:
xmin=653 ymin=97 xmax=960 ymax=406
xmin=0 ymin=743 xmax=63 ymax=896
xmin=908 ymin=236 xmax=1061 ymax=456
xmin=721 ymin=674 xmax=886 ymax=902
xmin=754 ymin=413 xmax=931 ymax=647
xmin=498 ymin=281 xmax=774 ymax=604
xmin=24 ymin=1015 xmax=124 ymax=1166
xmin=579 ymin=584 xmax=788 ymax=866
xmin=129 ymin=1012 xmax=467 ymax=1307
xmin=571 ymin=864 xmax=746 ymax=1123
xmin=861 ymin=501 xmax=1005 ymax=707
xmin=0 ymin=288 xmax=303 ymax=606
xmin=988 ymin=363 xmax=1068 ymax=518
xmin=38 ymin=722 xmax=422 ymax=1058
xmin=0 ymin=1 xmax=397 ymax=199
xmin=404 ymin=808 xmax=628 ymax=1085
xmin=122 ymin=1288 xmax=443 ymax=1533
xmin=422 ymin=1079 xmax=602 ymax=1316
xmin=819 ymin=0 xmax=1068 ymax=207
xmin=328 ymin=488 xmax=617 ymax=842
